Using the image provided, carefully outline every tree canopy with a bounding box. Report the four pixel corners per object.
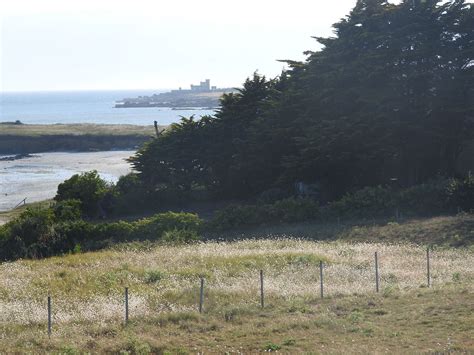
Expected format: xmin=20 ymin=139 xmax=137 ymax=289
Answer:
xmin=130 ymin=0 xmax=474 ymax=200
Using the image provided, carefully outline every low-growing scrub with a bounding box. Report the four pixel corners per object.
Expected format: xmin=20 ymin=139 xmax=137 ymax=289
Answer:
xmin=0 ymin=208 xmax=202 ymax=261
xmin=207 ymin=198 xmax=320 ymax=231
xmin=325 ymin=177 xmax=473 ymax=220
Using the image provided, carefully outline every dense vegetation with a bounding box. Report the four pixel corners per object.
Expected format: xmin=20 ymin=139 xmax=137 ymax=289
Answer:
xmin=1 ymin=170 xmax=473 ymax=261
xmin=130 ymin=0 xmax=473 ymax=201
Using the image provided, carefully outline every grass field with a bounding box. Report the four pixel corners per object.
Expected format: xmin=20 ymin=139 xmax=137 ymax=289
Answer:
xmin=0 ymin=239 xmax=472 ymax=353
xmin=0 ymin=123 xmax=157 ymax=136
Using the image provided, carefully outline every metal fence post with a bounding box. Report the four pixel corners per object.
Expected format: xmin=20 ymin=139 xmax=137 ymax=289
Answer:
xmin=260 ymin=270 xmax=264 ymax=308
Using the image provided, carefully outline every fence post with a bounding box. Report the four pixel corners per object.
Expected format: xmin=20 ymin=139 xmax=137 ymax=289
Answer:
xmin=260 ymin=270 xmax=264 ymax=308
xmin=199 ymin=277 xmax=204 ymax=314
xmin=47 ymin=295 xmax=52 ymax=337
xmin=426 ymin=247 xmax=431 ymax=288
xmin=375 ymin=252 xmax=379 ymax=293
xmin=124 ymin=287 xmax=129 ymax=325
xmin=319 ymin=261 xmax=324 ymax=299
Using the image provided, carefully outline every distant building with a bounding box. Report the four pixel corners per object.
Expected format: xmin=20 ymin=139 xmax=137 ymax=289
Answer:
xmin=190 ymin=79 xmax=211 ymax=92
xmin=170 ymin=79 xmax=222 ymax=94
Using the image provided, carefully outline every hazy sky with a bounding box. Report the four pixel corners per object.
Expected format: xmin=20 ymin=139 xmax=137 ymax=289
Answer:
xmin=1 ymin=0 xmax=360 ymax=92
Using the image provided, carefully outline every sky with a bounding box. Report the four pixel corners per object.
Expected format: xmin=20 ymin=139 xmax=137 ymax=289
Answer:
xmin=1 ymin=0 xmax=360 ymax=92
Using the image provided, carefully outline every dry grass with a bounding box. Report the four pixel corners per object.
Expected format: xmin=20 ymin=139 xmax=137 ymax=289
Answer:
xmin=0 ymin=239 xmax=472 ymax=353
xmin=0 ymin=200 xmax=53 ymax=225
xmin=0 ymin=123 xmax=157 ymax=136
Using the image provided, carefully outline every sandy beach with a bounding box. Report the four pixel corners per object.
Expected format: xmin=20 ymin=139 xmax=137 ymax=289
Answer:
xmin=0 ymin=151 xmax=133 ymax=212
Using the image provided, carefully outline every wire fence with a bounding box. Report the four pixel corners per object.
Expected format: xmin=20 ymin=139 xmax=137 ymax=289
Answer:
xmin=33 ymin=247 xmax=448 ymax=336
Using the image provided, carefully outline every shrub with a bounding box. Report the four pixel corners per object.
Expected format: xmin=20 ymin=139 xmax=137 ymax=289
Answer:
xmin=258 ymin=188 xmax=290 ymax=204
xmin=0 ymin=207 xmax=75 ymax=260
xmin=55 ymin=171 xmax=110 ymax=218
xmin=270 ymin=198 xmax=319 ymax=223
xmin=263 ymin=342 xmax=282 ymax=351
xmin=161 ymin=228 xmax=200 ymax=244
xmin=143 ymin=270 xmax=164 ymax=284
xmin=134 ymin=212 xmax=202 ymax=240
xmin=325 ymin=179 xmax=455 ymax=219
xmin=397 ymin=178 xmax=450 ymax=215
xmin=115 ymin=173 xmax=143 ymax=195
xmin=447 ymin=174 xmax=474 ymax=212
xmin=0 ymin=210 xmax=204 ymax=261
xmin=7 ymin=207 xmax=56 ymax=246
xmin=53 ymin=199 xmax=83 ymax=221
xmin=208 ymin=198 xmax=319 ymax=231
xmin=95 ymin=221 xmax=135 ymax=242
xmin=327 ymin=186 xmax=396 ymax=219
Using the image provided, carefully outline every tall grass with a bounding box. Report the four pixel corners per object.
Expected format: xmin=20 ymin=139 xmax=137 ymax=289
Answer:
xmin=0 ymin=239 xmax=472 ymax=325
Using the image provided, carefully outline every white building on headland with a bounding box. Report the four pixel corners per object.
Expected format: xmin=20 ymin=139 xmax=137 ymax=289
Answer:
xmin=191 ymin=79 xmax=210 ymax=91
xmin=172 ymin=79 xmax=218 ymax=93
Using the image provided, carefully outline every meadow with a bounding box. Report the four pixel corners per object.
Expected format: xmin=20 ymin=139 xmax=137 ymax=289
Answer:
xmin=0 ymin=238 xmax=472 ymax=353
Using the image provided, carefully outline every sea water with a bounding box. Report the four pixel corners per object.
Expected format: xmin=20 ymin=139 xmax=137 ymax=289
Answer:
xmin=0 ymin=90 xmax=216 ymax=125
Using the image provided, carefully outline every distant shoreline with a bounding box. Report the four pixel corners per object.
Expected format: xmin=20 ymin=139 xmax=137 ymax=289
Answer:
xmin=0 ymin=123 xmax=158 ymax=154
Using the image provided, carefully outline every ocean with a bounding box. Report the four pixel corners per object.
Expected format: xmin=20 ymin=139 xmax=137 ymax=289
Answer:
xmin=0 ymin=90 xmax=216 ymax=126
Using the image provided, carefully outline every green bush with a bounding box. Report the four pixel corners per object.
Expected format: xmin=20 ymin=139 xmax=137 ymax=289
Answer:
xmin=134 ymin=211 xmax=202 ymax=240
xmin=326 ymin=179 xmax=454 ymax=219
xmin=95 ymin=221 xmax=135 ymax=242
xmin=115 ymin=173 xmax=142 ymax=195
xmin=6 ymin=207 xmax=56 ymax=246
xmin=0 ymin=207 xmax=75 ymax=259
xmin=0 ymin=209 xmax=203 ymax=261
xmin=53 ymin=199 xmax=83 ymax=221
xmin=270 ymin=198 xmax=320 ymax=222
xmin=208 ymin=198 xmax=319 ymax=231
xmin=397 ymin=178 xmax=450 ymax=215
xmin=447 ymin=174 xmax=474 ymax=212
xmin=143 ymin=270 xmax=164 ymax=284
xmin=161 ymin=228 xmax=200 ymax=244
xmin=55 ymin=171 xmax=110 ymax=218
xmin=327 ymin=186 xmax=396 ymax=219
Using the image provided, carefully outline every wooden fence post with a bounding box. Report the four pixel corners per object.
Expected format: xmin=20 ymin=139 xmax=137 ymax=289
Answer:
xmin=375 ymin=252 xmax=379 ymax=293
xmin=260 ymin=270 xmax=264 ymax=308
xmin=124 ymin=287 xmax=129 ymax=325
xmin=47 ymin=295 xmax=52 ymax=337
xmin=199 ymin=277 xmax=204 ymax=314
xmin=426 ymin=247 xmax=431 ymax=288
xmin=319 ymin=261 xmax=324 ymax=299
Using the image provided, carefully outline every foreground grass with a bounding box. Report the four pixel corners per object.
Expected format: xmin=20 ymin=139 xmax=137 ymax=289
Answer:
xmin=0 ymin=123 xmax=157 ymax=136
xmin=0 ymin=239 xmax=472 ymax=353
